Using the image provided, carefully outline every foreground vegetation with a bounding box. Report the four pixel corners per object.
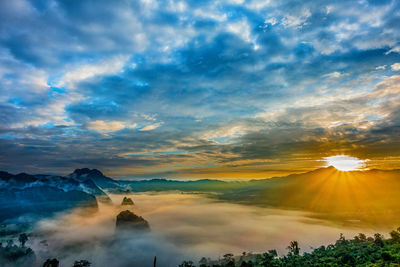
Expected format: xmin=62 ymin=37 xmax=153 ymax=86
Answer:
xmin=3 ymin=228 xmax=400 ymax=266
xmin=180 ymin=227 xmax=400 ymax=267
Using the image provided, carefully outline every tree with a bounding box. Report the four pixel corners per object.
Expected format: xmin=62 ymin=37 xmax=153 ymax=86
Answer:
xmin=354 ymin=233 xmax=367 ymax=242
xmin=240 ymin=260 xmax=254 ymax=267
xmin=179 ymin=261 xmax=195 ymax=267
xmin=43 ymin=258 xmax=59 ymax=267
xmin=6 ymin=239 xmax=14 ymax=248
xmin=389 ymin=227 xmax=400 ymax=243
xmin=18 ymin=233 xmax=28 ymax=247
xmin=199 ymin=257 xmax=208 ymax=267
xmin=287 ymin=241 xmax=300 ymax=255
xmin=223 ymin=253 xmax=235 ymax=267
xmin=259 ymin=250 xmax=278 ymax=267
xmin=179 ymin=227 xmax=400 ymax=267
xmin=374 ymin=233 xmax=385 ymax=247
xmin=73 ymin=260 xmax=91 ymax=267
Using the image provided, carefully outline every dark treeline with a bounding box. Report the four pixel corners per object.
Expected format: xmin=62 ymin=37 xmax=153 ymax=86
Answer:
xmin=179 ymin=227 xmax=400 ymax=267
xmin=3 ymin=228 xmax=400 ymax=266
xmin=0 ymin=233 xmax=92 ymax=267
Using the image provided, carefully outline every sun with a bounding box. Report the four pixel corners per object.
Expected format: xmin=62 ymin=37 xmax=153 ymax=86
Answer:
xmin=324 ymin=155 xmax=367 ymax=171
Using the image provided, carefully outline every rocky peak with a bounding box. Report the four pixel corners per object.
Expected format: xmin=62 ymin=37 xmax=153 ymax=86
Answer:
xmin=121 ymin=197 xmax=134 ymax=206
xmin=72 ymin=168 xmax=104 ymax=178
xmin=116 ymin=210 xmax=150 ymax=231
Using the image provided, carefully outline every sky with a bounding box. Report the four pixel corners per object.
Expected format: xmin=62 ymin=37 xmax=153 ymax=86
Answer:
xmin=0 ymin=0 xmax=399 ymax=179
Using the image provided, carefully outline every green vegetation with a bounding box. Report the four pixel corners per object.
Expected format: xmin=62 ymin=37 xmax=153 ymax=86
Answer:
xmin=180 ymin=227 xmax=400 ymax=267
xmin=0 ymin=233 xmax=35 ymax=265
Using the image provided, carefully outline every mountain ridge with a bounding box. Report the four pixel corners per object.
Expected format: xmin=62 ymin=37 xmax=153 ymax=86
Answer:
xmin=0 ymin=170 xmax=112 ymax=221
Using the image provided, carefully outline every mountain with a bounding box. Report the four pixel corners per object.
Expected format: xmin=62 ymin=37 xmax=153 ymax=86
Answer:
xmin=80 ymin=179 xmax=112 ymax=203
xmin=115 ymin=210 xmax=150 ymax=231
xmin=68 ymin=168 xmax=120 ymax=189
xmin=0 ymin=170 xmax=112 ymax=221
xmin=121 ymin=196 xmax=134 ymax=206
xmin=116 ymin=167 xmax=400 ymax=226
xmin=2 ymin=166 xmax=399 ymax=226
xmin=0 ymin=186 xmax=97 ymax=221
xmin=115 ymin=178 xmax=247 ymax=193
xmin=218 ymin=167 xmax=400 ymax=226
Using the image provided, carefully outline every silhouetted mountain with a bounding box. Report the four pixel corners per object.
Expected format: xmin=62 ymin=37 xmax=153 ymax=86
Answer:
xmin=121 ymin=197 xmax=134 ymax=206
xmin=115 ymin=167 xmax=400 ymax=226
xmin=0 ymin=186 xmax=97 ymax=221
xmin=116 ymin=210 xmax=149 ymax=231
xmin=0 ymin=170 xmax=111 ymax=202
xmin=0 ymin=170 xmax=111 ymax=221
xmin=115 ymin=178 xmax=246 ymax=193
xmin=218 ymin=167 xmax=400 ymax=225
xmin=69 ymin=168 xmax=120 ymax=189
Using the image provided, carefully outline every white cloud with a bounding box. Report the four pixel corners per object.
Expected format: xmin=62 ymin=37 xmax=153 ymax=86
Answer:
xmin=246 ymin=0 xmax=272 ymax=10
xmin=282 ymin=8 xmax=311 ymax=28
xmin=376 ymin=65 xmax=386 ymax=70
xmin=139 ymin=122 xmax=163 ymax=131
xmin=128 ymin=123 xmax=138 ymax=129
xmin=371 ymin=74 xmax=400 ymax=98
xmin=201 ymin=123 xmax=264 ymax=143
xmin=391 ymin=63 xmax=400 ymax=71
xmin=87 ymin=120 xmax=127 ymax=132
xmin=194 ymin=9 xmax=227 ymax=22
xmin=264 ymin=17 xmax=278 ymax=26
xmin=226 ymin=19 xmax=252 ymax=42
xmin=385 ymin=46 xmax=400 ymax=55
xmin=323 ymin=71 xmax=345 ymax=79
xmin=326 ymin=5 xmax=333 ymax=14
xmin=56 ymin=56 xmax=129 ymax=89
xmin=18 ymin=69 xmax=50 ymax=93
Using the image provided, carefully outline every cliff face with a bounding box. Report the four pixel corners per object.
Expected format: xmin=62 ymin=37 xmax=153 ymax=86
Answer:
xmin=115 ymin=210 xmax=150 ymax=231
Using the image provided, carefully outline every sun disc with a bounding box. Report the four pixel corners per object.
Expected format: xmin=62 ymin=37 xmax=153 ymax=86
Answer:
xmin=324 ymin=155 xmax=367 ymax=171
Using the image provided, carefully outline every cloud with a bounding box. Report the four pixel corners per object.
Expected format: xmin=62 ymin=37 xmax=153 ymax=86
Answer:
xmin=56 ymin=56 xmax=129 ymax=89
xmin=87 ymin=120 xmax=128 ymax=132
xmin=323 ymin=71 xmax=345 ymax=79
xmin=139 ymin=122 xmax=163 ymax=131
xmin=391 ymin=63 xmax=400 ymax=71
xmin=226 ymin=19 xmax=252 ymax=43
xmin=0 ymin=0 xmax=400 ymax=177
xmin=385 ymin=46 xmax=400 ymax=55
xmin=25 ymin=193 xmax=378 ymax=266
xmin=282 ymin=8 xmax=311 ymax=28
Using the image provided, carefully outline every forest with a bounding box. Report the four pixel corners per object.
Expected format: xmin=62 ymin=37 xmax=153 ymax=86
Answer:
xmin=179 ymin=227 xmax=400 ymax=267
xmin=2 ymin=226 xmax=400 ymax=266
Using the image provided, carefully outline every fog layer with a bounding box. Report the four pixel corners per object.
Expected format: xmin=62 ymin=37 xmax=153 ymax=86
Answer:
xmin=29 ymin=193 xmax=379 ymax=266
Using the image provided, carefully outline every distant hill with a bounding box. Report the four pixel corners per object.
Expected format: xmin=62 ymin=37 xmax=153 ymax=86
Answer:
xmin=115 ymin=167 xmax=400 ymax=226
xmin=116 ymin=178 xmax=246 ymax=193
xmin=0 ymin=186 xmax=97 ymax=221
xmin=218 ymin=167 xmax=400 ymax=226
xmin=0 ymin=170 xmax=113 ymax=221
xmin=68 ymin=168 xmax=121 ymax=189
xmin=2 ymin=167 xmax=399 ymax=226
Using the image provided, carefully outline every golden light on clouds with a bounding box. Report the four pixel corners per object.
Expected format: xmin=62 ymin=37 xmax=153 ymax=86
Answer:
xmin=324 ymin=155 xmax=368 ymax=171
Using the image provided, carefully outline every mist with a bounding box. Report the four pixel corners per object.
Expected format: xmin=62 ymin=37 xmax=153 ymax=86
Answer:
xmin=25 ymin=193 xmax=380 ymax=266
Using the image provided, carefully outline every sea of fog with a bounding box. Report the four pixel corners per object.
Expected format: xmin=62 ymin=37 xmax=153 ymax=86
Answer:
xmin=27 ymin=193 xmax=381 ymax=266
